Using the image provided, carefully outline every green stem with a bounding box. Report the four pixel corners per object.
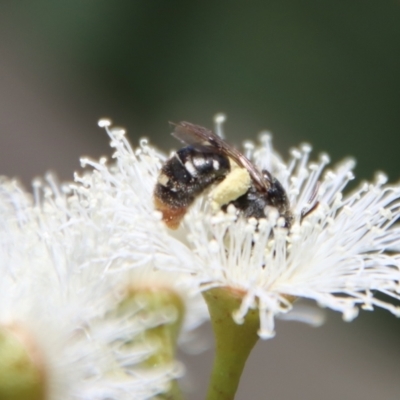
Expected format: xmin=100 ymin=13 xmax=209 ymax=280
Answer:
xmin=203 ymin=287 xmax=260 ymax=400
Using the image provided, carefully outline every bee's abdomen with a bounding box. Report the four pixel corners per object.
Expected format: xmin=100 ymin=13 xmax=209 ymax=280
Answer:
xmin=154 ymin=146 xmax=230 ymax=229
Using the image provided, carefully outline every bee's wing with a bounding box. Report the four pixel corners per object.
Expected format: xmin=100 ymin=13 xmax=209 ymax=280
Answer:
xmin=171 ymin=121 xmax=269 ymax=191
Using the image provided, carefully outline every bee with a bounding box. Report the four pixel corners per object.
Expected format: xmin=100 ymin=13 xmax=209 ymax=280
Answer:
xmin=154 ymin=121 xmax=293 ymax=229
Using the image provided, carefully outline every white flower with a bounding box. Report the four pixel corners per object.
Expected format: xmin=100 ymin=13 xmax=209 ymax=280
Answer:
xmin=0 ymin=169 xmax=202 ymax=399
xmin=94 ymin=118 xmax=400 ymax=340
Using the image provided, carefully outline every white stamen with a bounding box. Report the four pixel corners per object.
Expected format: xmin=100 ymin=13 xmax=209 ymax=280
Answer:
xmin=213 ymin=113 xmax=226 ymax=139
xmin=98 ymin=118 xmax=112 ymax=127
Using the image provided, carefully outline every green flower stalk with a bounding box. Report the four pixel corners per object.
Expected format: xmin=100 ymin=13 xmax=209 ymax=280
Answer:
xmin=203 ymin=287 xmax=260 ymax=400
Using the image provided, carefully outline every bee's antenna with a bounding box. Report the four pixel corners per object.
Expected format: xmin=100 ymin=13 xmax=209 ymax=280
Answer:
xmin=213 ymin=113 xmax=226 ymax=139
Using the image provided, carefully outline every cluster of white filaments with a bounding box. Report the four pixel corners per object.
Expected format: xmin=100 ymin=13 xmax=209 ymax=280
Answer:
xmin=97 ymin=117 xmax=400 ymax=339
xmin=0 ymin=147 xmax=203 ymax=399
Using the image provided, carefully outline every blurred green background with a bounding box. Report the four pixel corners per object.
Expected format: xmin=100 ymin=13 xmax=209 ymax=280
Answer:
xmin=2 ymin=1 xmax=400 ymax=182
xmin=0 ymin=1 xmax=399 ymax=399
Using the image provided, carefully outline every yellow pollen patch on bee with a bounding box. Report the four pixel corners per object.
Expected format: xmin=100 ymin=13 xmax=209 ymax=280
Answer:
xmin=210 ymin=166 xmax=252 ymax=210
